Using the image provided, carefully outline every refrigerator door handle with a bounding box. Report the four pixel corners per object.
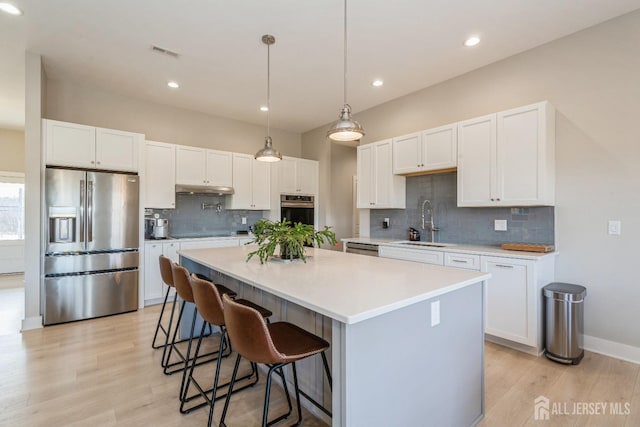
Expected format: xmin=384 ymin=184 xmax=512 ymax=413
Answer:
xmin=87 ymin=180 xmax=93 ymax=242
xmin=79 ymin=179 xmax=85 ymax=243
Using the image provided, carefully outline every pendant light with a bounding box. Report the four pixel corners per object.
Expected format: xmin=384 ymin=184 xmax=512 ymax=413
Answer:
xmin=255 ymin=34 xmax=282 ymax=162
xmin=327 ymin=0 xmax=364 ymax=144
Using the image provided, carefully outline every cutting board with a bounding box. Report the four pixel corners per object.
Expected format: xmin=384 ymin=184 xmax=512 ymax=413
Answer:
xmin=500 ymin=243 xmax=555 ymax=253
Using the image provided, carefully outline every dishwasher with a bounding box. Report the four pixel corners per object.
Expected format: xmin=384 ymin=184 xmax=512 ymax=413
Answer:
xmin=345 ymin=241 xmax=379 ymax=257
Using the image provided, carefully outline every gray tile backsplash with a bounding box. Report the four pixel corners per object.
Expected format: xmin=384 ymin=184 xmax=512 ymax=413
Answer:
xmin=370 ymin=172 xmax=554 ymax=246
xmin=148 ymin=194 xmax=264 ymax=237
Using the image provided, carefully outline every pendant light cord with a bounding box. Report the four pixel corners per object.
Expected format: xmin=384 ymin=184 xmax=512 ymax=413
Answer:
xmin=267 ymin=40 xmax=271 ymax=138
xmin=343 ymin=0 xmax=348 ymax=107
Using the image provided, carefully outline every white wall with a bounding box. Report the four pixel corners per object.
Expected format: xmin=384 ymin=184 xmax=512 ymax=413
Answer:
xmin=303 ymin=10 xmax=640 ymax=354
xmin=45 ymin=79 xmax=301 ymax=156
xmin=22 ymin=52 xmax=45 ymax=330
xmin=0 ymin=129 xmax=24 ymax=172
xmin=301 ymin=129 xmax=356 ymax=247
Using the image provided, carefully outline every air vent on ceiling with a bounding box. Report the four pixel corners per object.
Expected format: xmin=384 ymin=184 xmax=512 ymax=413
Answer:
xmin=151 ymin=45 xmax=179 ymax=58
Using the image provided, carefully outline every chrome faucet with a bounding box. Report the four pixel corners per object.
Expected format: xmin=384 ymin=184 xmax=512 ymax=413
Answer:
xmin=421 ymin=199 xmax=439 ymax=243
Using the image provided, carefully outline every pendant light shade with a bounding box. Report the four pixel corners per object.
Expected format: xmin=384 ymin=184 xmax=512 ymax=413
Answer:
xmin=327 ymin=104 xmax=364 ymax=142
xmin=255 ymin=136 xmax=281 ymax=162
xmin=255 ymin=34 xmax=282 ymax=162
xmin=327 ymin=0 xmax=364 ymax=144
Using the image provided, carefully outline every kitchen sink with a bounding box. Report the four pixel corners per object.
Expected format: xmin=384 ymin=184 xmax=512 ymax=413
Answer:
xmin=392 ymin=241 xmax=455 ymax=248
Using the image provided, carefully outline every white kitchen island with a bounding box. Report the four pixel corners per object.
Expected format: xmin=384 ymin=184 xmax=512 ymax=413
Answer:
xmin=179 ymin=245 xmax=490 ymax=427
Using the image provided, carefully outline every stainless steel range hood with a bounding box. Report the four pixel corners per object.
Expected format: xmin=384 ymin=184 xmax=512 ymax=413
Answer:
xmin=175 ymin=184 xmax=234 ymax=195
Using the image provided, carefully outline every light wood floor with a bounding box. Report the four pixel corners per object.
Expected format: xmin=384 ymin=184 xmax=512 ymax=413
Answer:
xmin=0 ymin=302 xmax=638 ymax=426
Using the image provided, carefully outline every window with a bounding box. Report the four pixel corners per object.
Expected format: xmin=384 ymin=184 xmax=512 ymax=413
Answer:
xmin=0 ymin=173 xmax=25 ymax=240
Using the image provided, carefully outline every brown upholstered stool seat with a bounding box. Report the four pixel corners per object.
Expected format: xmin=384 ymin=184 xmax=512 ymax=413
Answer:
xmin=267 ymin=322 xmax=329 ymax=362
xmin=234 ymin=299 xmax=273 ymax=320
xmin=194 ymin=272 xmax=237 ymax=298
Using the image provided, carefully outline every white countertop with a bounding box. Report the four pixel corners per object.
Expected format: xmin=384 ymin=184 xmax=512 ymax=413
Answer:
xmin=179 ymin=245 xmax=490 ymax=325
xmin=341 ymin=237 xmax=557 ymax=260
xmin=145 ymin=234 xmax=252 ymax=243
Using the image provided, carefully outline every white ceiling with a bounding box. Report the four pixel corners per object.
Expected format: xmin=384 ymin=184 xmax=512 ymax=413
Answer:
xmin=2 ymin=0 xmax=639 ymax=133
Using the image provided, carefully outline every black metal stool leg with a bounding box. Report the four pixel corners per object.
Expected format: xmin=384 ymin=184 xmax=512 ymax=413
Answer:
xmin=151 ymin=286 xmax=171 ymax=349
xmin=219 ymin=354 xmax=242 ymax=427
xmin=159 ymin=292 xmax=178 ymax=365
xmin=163 ymin=300 xmax=185 ymax=374
xmin=321 ymin=351 xmax=333 ymax=391
xmin=180 ymin=320 xmax=208 ymax=412
xmin=178 ymin=305 xmax=200 ymax=400
xmin=290 ymin=362 xmax=303 ymax=427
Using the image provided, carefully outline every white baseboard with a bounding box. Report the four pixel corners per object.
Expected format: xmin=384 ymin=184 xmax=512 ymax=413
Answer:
xmin=21 ymin=316 xmax=43 ymax=331
xmin=485 ymin=334 xmax=542 ymax=357
xmin=584 ymin=335 xmax=640 ymax=365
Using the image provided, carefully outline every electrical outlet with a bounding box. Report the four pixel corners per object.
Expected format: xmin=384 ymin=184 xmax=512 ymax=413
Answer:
xmin=241 ymin=217 xmax=247 ymax=225
xmin=494 ymin=219 xmax=507 ymax=231
xmin=431 ymin=301 xmax=440 ymax=327
xmin=383 ymin=218 xmax=390 ymax=229
xmin=608 ymin=220 xmax=621 ymax=235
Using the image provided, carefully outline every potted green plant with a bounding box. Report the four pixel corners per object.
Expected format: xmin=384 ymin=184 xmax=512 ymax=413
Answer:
xmin=246 ymin=219 xmax=337 ymax=264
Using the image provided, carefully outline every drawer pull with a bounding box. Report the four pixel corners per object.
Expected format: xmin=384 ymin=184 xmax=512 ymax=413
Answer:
xmin=452 ymin=259 xmax=468 ymax=263
xmin=495 ymin=264 xmax=514 ymax=269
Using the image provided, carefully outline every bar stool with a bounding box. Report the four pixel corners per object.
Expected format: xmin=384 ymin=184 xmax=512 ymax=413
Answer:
xmin=163 ymin=263 xmax=235 ymax=376
xmin=181 ymin=275 xmax=272 ymax=421
xmin=219 ymin=294 xmax=332 ymax=427
xmin=151 ymin=255 xmax=177 ymax=351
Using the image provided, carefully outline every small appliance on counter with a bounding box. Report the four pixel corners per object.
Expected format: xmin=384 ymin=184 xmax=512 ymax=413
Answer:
xmin=145 ymin=214 xmax=169 ymax=239
xmin=409 ymin=227 xmax=421 ymax=241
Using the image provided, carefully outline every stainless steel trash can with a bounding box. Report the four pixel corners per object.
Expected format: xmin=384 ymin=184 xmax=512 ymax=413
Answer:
xmin=543 ymin=282 xmax=587 ymax=365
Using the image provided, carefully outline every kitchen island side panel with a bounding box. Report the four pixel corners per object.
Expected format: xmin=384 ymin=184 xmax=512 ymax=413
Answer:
xmin=340 ymin=281 xmax=484 ymax=427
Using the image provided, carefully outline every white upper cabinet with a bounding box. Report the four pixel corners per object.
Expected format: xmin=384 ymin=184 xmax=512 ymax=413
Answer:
xmin=205 ymin=150 xmax=233 ymax=187
xmin=144 ymin=141 xmax=176 ymax=209
xmin=357 ymin=139 xmax=406 ymax=209
xmin=457 ymin=101 xmax=555 ymax=207
xmin=276 ymin=157 xmax=318 ymax=195
xmin=227 ymin=153 xmax=271 ymax=210
xmin=45 ymin=119 xmax=141 ymax=172
xmin=393 ymin=124 xmax=457 ymax=174
xmin=175 ymin=146 xmax=206 ymax=185
xmin=175 ymin=146 xmax=233 ymax=187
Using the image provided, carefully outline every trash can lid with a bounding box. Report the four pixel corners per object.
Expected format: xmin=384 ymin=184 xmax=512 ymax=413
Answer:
xmin=543 ymin=282 xmax=587 ymax=301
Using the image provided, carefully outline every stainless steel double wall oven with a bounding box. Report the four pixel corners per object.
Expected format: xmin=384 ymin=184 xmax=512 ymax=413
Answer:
xmin=280 ymin=194 xmax=314 ymax=226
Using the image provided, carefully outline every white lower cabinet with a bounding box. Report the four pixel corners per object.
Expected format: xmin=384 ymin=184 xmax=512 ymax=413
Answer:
xmin=378 ymin=246 xmax=443 ymax=265
xmin=144 ymin=241 xmax=180 ymax=305
xmin=144 ymin=238 xmax=241 ymax=305
xmin=480 ymin=255 xmax=555 ymax=353
xmin=481 ymin=257 xmax=533 ymax=346
xmin=378 ymin=244 xmax=555 ymax=354
xmin=179 ymin=238 xmax=238 ymax=250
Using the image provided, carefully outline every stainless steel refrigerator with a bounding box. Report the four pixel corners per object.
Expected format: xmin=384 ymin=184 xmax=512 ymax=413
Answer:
xmin=44 ymin=167 xmax=139 ymax=325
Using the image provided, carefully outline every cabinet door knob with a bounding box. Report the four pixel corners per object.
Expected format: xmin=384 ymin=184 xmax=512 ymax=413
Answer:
xmin=91 ymin=160 xmax=95 ymax=164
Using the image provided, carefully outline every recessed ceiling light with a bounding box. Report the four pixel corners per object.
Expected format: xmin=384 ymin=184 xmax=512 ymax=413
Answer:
xmin=167 ymin=81 xmax=179 ymax=89
xmin=260 ymin=106 xmax=269 ymax=112
xmin=464 ymin=36 xmax=480 ymax=47
xmin=372 ymin=79 xmax=384 ymax=87
xmin=0 ymin=2 xmax=23 ymax=15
